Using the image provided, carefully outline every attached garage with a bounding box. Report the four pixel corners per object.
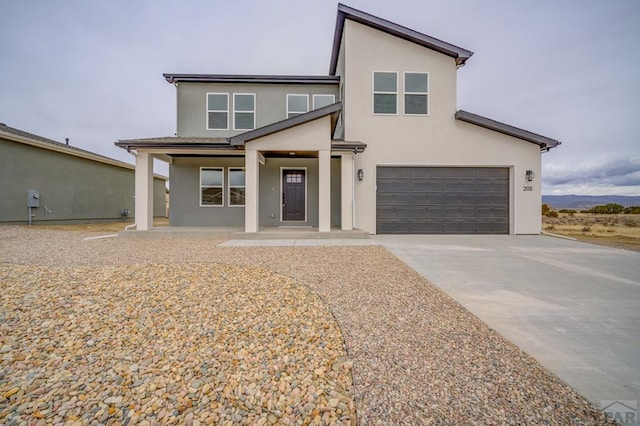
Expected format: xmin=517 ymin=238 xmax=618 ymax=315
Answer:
xmin=376 ymin=166 xmax=510 ymax=234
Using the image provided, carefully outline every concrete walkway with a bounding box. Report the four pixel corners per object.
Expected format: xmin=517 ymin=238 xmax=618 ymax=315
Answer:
xmin=375 ymin=234 xmax=640 ymax=409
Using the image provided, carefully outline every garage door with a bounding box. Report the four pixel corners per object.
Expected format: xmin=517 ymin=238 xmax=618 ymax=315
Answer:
xmin=376 ymin=167 xmax=509 ymax=234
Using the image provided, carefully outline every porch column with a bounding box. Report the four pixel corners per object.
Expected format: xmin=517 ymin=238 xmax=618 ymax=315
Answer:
xmin=245 ymin=149 xmax=259 ymax=232
xmin=318 ymin=149 xmax=331 ymax=232
xmin=340 ymin=153 xmax=354 ymax=230
xmin=135 ymin=151 xmax=154 ymax=231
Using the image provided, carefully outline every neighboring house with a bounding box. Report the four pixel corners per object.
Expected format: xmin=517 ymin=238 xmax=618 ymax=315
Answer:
xmin=0 ymin=123 xmax=167 ymax=224
xmin=117 ymin=4 xmax=560 ymax=235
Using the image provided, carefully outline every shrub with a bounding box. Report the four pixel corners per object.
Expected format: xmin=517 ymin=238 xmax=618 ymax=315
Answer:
xmin=622 ymin=218 xmax=639 ymax=228
xmin=541 ymin=203 xmax=559 ymax=218
xmin=582 ymin=226 xmax=592 ymax=233
xmin=559 ymin=209 xmax=577 ymax=214
xmin=542 ymin=204 xmax=551 ymax=215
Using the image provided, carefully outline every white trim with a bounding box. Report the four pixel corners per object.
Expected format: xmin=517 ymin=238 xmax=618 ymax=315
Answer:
xmin=372 ymin=71 xmax=398 ymax=115
xmin=279 ymin=167 xmax=308 ymax=223
xmin=286 ymin=94 xmax=309 ymax=119
xmin=199 ymin=166 xmax=224 ymax=207
xmin=206 ymin=92 xmax=229 ymax=130
xmin=403 ymin=71 xmax=429 ymax=116
xmin=312 ymin=94 xmax=335 ymax=110
xmin=233 ymin=93 xmax=256 ymax=131
xmin=228 ymin=167 xmax=246 ymax=207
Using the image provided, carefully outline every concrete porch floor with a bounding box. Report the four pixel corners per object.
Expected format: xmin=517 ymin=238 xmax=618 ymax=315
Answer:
xmin=118 ymin=226 xmax=370 ymax=240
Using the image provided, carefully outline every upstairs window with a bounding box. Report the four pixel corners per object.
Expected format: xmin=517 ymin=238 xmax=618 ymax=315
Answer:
xmin=200 ymin=167 xmax=223 ymax=206
xmin=233 ymin=94 xmax=255 ymax=130
xmin=228 ymin=168 xmax=246 ymax=206
xmin=287 ymin=94 xmax=308 ymax=118
xmin=404 ymin=72 xmax=429 ymax=115
xmin=373 ymin=72 xmax=397 ymax=114
xmin=312 ymin=94 xmax=335 ymax=110
xmin=207 ymin=93 xmax=228 ymax=130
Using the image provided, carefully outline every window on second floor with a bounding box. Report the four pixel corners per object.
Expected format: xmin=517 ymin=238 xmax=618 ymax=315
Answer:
xmin=207 ymin=93 xmax=229 ymax=130
xmin=404 ymin=72 xmax=429 ymax=115
xmin=312 ymin=94 xmax=335 ymax=110
xmin=234 ymin=94 xmax=255 ymax=130
xmin=287 ymin=94 xmax=308 ymax=118
xmin=373 ymin=71 xmax=398 ymax=115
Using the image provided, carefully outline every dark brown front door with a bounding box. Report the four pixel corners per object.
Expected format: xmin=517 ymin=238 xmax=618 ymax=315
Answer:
xmin=282 ymin=169 xmax=305 ymax=221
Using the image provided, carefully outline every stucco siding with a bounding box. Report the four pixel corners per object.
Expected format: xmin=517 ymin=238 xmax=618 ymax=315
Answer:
xmin=177 ymin=83 xmax=339 ymax=138
xmin=343 ymin=20 xmax=542 ymax=234
xmin=0 ymin=137 xmax=166 ymax=223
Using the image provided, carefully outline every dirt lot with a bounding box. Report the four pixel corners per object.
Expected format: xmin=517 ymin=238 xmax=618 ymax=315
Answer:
xmin=543 ymin=213 xmax=640 ymax=252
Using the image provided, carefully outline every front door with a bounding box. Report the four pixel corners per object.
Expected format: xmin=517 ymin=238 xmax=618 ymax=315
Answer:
xmin=282 ymin=169 xmax=306 ymax=221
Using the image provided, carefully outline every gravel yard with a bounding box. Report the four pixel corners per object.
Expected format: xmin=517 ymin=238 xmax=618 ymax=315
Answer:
xmin=0 ymin=226 xmax=613 ymax=425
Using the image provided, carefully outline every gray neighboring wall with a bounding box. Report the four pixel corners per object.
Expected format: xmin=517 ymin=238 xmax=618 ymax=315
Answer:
xmin=0 ymin=126 xmax=166 ymax=224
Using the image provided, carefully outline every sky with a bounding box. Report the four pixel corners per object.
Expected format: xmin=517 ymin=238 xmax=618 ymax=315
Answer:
xmin=1 ymin=0 xmax=639 ymax=196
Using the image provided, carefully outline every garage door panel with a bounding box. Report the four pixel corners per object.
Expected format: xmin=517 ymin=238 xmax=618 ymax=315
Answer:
xmin=377 ymin=166 xmax=509 ymax=234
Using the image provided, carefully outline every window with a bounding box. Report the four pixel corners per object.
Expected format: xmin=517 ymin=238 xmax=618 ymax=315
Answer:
xmin=200 ymin=167 xmax=223 ymax=206
xmin=228 ymin=168 xmax=245 ymax=206
xmin=312 ymin=94 xmax=335 ymax=110
xmin=207 ymin=93 xmax=228 ymax=130
xmin=373 ymin=72 xmax=397 ymax=114
xmin=404 ymin=72 xmax=429 ymax=115
xmin=287 ymin=94 xmax=308 ymax=118
xmin=233 ymin=94 xmax=255 ymax=130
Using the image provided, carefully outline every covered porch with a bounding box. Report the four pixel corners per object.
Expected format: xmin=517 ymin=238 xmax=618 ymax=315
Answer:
xmin=115 ymin=103 xmax=367 ymax=234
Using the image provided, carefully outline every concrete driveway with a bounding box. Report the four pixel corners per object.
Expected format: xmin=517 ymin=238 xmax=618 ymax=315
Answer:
xmin=376 ymin=234 xmax=640 ymax=409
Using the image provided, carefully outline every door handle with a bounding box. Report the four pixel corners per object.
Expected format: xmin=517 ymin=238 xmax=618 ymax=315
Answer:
xmin=282 ymin=192 xmax=286 ymax=207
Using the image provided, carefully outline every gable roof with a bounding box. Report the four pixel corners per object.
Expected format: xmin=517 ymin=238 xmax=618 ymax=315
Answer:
xmin=164 ymin=74 xmax=339 ymax=85
xmin=229 ymin=102 xmax=343 ymax=146
xmin=0 ymin=122 xmax=167 ymax=179
xmin=329 ymin=3 xmax=474 ymax=75
xmin=116 ymin=103 xmax=366 ymax=153
xmin=455 ymin=110 xmax=561 ymax=151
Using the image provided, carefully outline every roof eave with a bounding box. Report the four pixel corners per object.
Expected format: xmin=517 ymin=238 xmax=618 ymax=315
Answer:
xmin=455 ymin=110 xmax=561 ymax=150
xmin=163 ymin=74 xmax=340 ymax=85
xmin=330 ymin=3 xmax=473 ymax=75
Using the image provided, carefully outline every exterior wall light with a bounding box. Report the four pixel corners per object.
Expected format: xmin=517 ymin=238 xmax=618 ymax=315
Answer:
xmin=526 ymin=170 xmax=535 ymax=182
xmin=357 ymin=169 xmax=364 ymax=181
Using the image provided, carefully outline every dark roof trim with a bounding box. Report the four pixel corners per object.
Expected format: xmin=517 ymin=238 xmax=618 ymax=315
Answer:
xmin=329 ymin=4 xmax=473 ymax=75
xmin=331 ymin=140 xmax=367 ymax=153
xmin=164 ymin=74 xmax=340 ymax=85
xmin=229 ymin=102 xmax=342 ymax=146
xmin=115 ymin=137 xmax=233 ymax=151
xmin=455 ymin=110 xmax=561 ymax=150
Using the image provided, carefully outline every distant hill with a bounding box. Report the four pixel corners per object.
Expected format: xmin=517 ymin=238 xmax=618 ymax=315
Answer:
xmin=542 ymin=195 xmax=640 ymax=210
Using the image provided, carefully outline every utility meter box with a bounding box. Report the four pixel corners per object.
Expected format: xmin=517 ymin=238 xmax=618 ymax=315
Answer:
xmin=27 ymin=190 xmax=40 ymax=208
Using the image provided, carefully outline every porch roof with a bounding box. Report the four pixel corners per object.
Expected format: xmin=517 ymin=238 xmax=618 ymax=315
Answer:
xmin=116 ymin=102 xmax=365 ymax=154
xmin=115 ymin=136 xmax=232 ymax=151
xmin=229 ymin=102 xmax=343 ymax=146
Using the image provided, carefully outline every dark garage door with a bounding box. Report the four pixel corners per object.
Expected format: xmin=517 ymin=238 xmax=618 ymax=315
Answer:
xmin=376 ymin=167 xmax=509 ymax=234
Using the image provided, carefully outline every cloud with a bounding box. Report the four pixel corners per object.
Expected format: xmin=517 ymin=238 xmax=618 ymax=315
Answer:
xmin=543 ymin=157 xmax=640 ymax=188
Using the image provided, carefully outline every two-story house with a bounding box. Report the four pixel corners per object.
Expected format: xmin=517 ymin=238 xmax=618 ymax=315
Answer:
xmin=117 ymin=4 xmax=560 ymax=235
